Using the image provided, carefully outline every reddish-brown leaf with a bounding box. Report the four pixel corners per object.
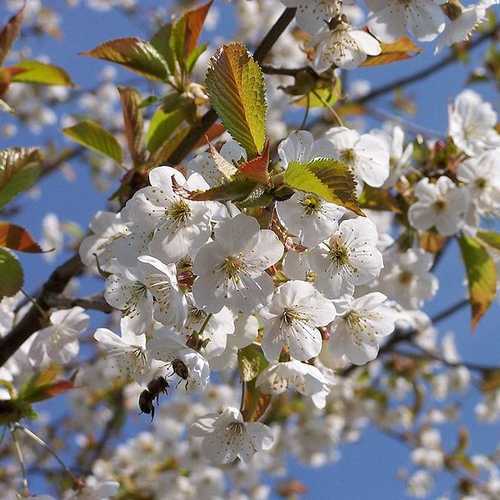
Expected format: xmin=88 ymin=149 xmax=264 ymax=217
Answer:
xmin=362 ymin=36 xmax=422 ymax=67
xmin=241 ymin=380 xmax=272 ymax=422
xmin=44 ymin=380 xmax=75 ymax=397
xmin=0 ymin=222 xmax=43 ymax=253
xmin=0 ymin=7 xmax=24 ymax=66
xmin=184 ymin=0 xmax=213 ymax=56
xmin=118 ymin=86 xmax=145 ymax=167
xmin=239 ymin=141 xmax=270 ymax=184
xmin=193 ymin=122 xmax=226 ymax=149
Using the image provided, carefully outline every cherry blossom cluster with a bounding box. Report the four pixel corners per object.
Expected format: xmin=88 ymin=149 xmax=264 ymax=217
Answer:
xmin=280 ymin=0 xmax=499 ymax=69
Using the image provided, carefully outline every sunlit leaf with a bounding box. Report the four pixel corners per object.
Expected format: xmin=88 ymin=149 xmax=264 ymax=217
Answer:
xmin=238 ymin=344 xmax=269 ymax=382
xmin=20 ymin=366 xmax=75 ymax=403
xmin=82 ymin=37 xmax=169 ymax=81
xmin=9 ymin=60 xmax=74 ymax=86
xmin=477 ymin=230 xmax=500 ymax=251
xmin=118 ymin=86 xmax=145 ymax=167
xmin=458 ymin=235 xmax=497 ymax=330
xmin=0 ymin=248 xmax=23 ymax=298
xmin=189 ymin=176 xmax=257 ymax=202
xmin=0 ymin=147 xmax=42 ymax=208
xmin=0 ymin=7 xmax=24 ymax=66
xmin=63 ymin=120 xmax=123 ymax=164
xmin=206 ymin=42 xmax=267 ymax=157
xmin=362 ymin=36 xmax=422 ymax=67
xmin=0 ymin=223 xmax=43 ymax=253
xmin=283 ymin=158 xmax=362 ymax=215
xmin=292 ymin=76 xmax=342 ymax=109
xmin=147 ymin=126 xmax=191 ymax=168
xmin=146 ymin=96 xmax=196 ymax=153
xmin=358 ymin=185 xmax=401 ymax=213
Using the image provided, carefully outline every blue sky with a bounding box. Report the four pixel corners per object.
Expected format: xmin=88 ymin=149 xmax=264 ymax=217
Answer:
xmin=1 ymin=1 xmax=499 ymax=498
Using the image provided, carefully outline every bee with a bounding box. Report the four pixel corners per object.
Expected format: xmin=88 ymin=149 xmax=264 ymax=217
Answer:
xmin=138 ymin=376 xmax=169 ymax=421
xmin=171 ymin=359 xmax=189 ymax=389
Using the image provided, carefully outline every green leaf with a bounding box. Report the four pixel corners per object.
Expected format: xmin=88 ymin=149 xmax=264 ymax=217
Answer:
xmin=238 ymin=344 xmax=269 ymax=382
xmin=0 ymin=7 xmax=24 ymax=66
xmin=9 ymin=60 xmax=74 ymax=86
xmin=145 ymin=97 xmax=196 ymax=153
xmin=0 ymin=248 xmax=23 ymax=298
xmin=82 ymin=37 xmax=169 ymax=81
xmin=292 ymin=76 xmax=342 ymax=109
xmin=458 ymin=235 xmax=497 ymax=330
xmin=283 ymin=158 xmax=362 ymax=215
xmin=206 ymin=42 xmax=267 ymax=157
xmin=189 ymin=176 xmax=257 ymax=202
xmin=0 ymin=147 xmax=42 ymax=208
xmin=150 ymin=23 xmax=176 ymax=74
xmin=186 ymin=43 xmax=207 ymax=73
xmin=0 ymin=399 xmax=35 ymax=425
xmin=63 ymin=120 xmax=123 ymax=164
xmin=477 ymin=230 xmax=500 ymax=251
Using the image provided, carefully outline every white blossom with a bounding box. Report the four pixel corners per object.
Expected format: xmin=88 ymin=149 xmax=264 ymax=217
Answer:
xmin=190 ymin=407 xmax=274 ymax=464
xmin=457 ymin=149 xmax=500 ymax=216
xmin=448 ymin=90 xmax=500 ymax=155
xmin=408 ymin=176 xmax=469 ymax=236
xmin=329 ymin=292 xmax=397 ymax=365
xmin=29 ymin=307 xmax=89 ymax=366
xmin=256 ymin=360 xmax=334 ymax=408
xmin=367 ymin=0 xmax=446 ymax=42
xmin=325 ymin=126 xmax=390 ymax=188
xmin=192 ymin=213 xmax=284 ymax=314
xmin=308 ymin=217 xmax=383 ymax=298
xmin=313 ymin=17 xmax=381 ymax=71
xmin=93 ymin=324 xmax=149 ymax=382
xmin=123 ymin=166 xmax=219 ymax=263
xmin=259 ymin=280 xmax=336 ymax=362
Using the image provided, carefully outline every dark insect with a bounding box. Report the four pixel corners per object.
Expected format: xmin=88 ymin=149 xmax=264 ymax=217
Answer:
xmin=147 ymin=376 xmax=170 ymax=403
xmin=139 ymin=376 xmax=170 ymax=421
xmin=138 ymin=390 xmax=155 ymax=420
xmin=172 ymin=358 xmax=188 ymax=379
xmin=171 ymin=359 xmax=189 ymax=389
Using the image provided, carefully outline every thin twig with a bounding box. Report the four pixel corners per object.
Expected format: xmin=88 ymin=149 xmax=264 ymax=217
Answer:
xmin=355 ymin=23 xmax=499 ymax=105
xmin=10 ymin=425 xmax=29 ymax=496
xmin=45 ymin=294 xmax=113 ymax=314
xmin=14 ymin=424 xmax=79 ymax=486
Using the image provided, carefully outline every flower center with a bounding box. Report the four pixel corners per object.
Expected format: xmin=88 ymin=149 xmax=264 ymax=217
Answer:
xmin=433 ymin=198 xmax=447 ymax=213
xmin=221 ymin=255 xmax=246 ymax=284
xmin=328 ymin=239 xmax=350 ymax=266
xmin=340 ymin=148 xmax=356 ymax=165
xmin=282 ymin=307 xmax=307 ymax=325
xmin=300 ymin=194 xmax=322 ymax=215
xmin=344 ymin=310 xmax=362 ymax=329
xmin=226 ymin=421 xmax=245 ymax=435
xmin=123 ymin=282 xmax=147 ymax=317
xmin=167 ymin=199 xmax=191 ymax=227
xmin=475 ymin=178 xmax=487 ymax=190
xmin=399 ymin=270 xmax=414 ymax=285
